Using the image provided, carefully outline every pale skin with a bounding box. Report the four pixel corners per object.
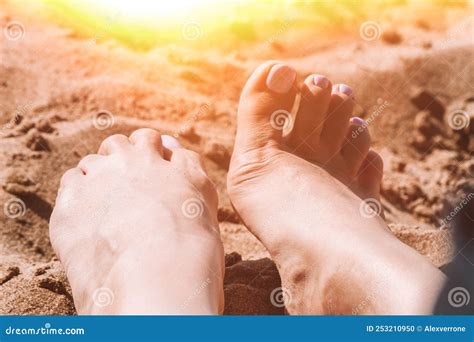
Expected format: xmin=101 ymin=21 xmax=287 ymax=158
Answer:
xmin=50 ymin=130 xmax=224 ymax=314
xmin=49 ymin=61 xmax=447 ymax=315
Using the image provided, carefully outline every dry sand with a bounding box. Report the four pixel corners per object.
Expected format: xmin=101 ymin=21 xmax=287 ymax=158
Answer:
xmin=0 ymin=3 xmax=473 ymax=314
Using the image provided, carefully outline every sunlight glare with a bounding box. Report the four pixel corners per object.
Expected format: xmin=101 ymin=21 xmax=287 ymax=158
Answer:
xmin=93 ymin=0 xmax=241 ymax=20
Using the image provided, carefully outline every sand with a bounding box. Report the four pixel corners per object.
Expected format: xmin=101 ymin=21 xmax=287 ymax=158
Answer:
xmin=0 ymin=3 xmax=473 ymax=315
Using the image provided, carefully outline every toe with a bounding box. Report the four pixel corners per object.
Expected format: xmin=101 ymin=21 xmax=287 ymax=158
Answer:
xmin=129 ymin=128 xmax=164 ymax=156
xmin=341 ymin=117 xmax=371 ymax=176
xmin=288 ymin=74 xmax=332 ymax=156
xmin=170 ymin=148 xmax=206 ymax=175
xmin=235 ymin=61 xmax=297 ymax=153
xmin=170 ymin=148 xmax=217 ymax=206
xmin=162 ymin=135 xmax=182 ymax=149
xmin=77 ymin=154 xmax=104 ymax=175
xmin=161 ymin=135 xmax=183 ymax=160
xmin=320 ymin=84 xmax=354 ymax=159
xmin=56 ymin=168 xmax=84 ymax=205
xmin=59 ymin=167 xmax=84 ymax=188
xmin=356 ymin=150 xmax=384 ymax=199
xmin=98 ymin=134 xmax=131 ymax=155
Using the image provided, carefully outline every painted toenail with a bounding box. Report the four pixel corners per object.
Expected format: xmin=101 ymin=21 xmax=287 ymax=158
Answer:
xmin=337 ymin=84 xmax=353 ymax=97
xmin=266 ymin=64 xmax=296 ymax=94
xmin=162 ymin=135 xmax=182 ymax=149
xmin=313 ymin=75 xmax=330 ymax=89
xmin=350 ymin=117 xmax=367 ymax=126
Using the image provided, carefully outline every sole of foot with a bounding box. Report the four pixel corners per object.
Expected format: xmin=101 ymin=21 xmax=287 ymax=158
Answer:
xmin=228 ymin=61 xmax=446 ymax=314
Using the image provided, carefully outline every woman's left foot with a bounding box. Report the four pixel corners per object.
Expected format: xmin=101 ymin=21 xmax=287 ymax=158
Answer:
xmin=49 ymin=129 xmax=224 ymax=314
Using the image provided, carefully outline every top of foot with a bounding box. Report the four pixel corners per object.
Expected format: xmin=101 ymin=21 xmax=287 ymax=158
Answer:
xmin=50 ymin=129 xmax=225 ymax=314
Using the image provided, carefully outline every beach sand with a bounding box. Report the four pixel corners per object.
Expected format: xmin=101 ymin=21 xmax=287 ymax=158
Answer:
xmin=0 ymin=2 xmax=473 ymax=314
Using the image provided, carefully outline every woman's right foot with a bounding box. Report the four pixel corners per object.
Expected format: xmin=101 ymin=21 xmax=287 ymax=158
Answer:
xmin=228 ymin=61 xmax=446 ymax=314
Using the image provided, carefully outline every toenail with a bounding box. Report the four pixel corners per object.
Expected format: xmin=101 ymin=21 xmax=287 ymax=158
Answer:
xmin=336 ymin=84 xmax=353 ymax=97
xmin=162 ymin=135 xmax=182 ymax=149
xmin=350 ymin=117 xmax=367 ymax=126
xmin=313 ymin=75 xmax=330 ymax=89
xmin=266 ymin=64 xmax=296 ymax=94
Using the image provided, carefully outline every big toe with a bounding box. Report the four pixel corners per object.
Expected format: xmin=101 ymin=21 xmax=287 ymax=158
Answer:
xmin=161 ymin=134 xmax=183 ymax=160
xmin=129 ymin=128 xmax=164 ymax=156
xmin=235 ymin=61 xmax=297 ymax=154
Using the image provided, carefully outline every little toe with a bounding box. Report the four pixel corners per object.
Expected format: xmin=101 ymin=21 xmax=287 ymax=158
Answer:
xmin=59 ymin=167 xmax=84 ymax=188
xmin=170 ymin=148 xmax=217 ymax=208
xmin=341 ymin=117 xmax=371 ymax=177
xmin=77 ymin=154 xmax=104 ymax=175
xmin=288 ymin=74 xmax=332 ymax=157
xmin=129 ymin=128 xmax=164 ymax=156
xmin=161 ymin=135 xmax=183 ymax=160
xmin=356 ymin=150 xmax=384 ymax=199
xmin=170 ymin=148 xmax=207 ymax=176
xmin=235 ymin=61 xmax=297 ymax=154
xmin=98 ymin=134 xmax=132 ymax=155
xmin=54 ymin=167 xmax=84 ymax=218
xmin=320 ymin=84 xmax=354 ymax=159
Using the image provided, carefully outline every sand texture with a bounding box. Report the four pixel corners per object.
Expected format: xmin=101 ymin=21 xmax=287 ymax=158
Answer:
xmin=0 ymin=3 xmax=473 ymax=314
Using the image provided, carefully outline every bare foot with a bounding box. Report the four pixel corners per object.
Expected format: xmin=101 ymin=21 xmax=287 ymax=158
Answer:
xmin=50 ymin=129 xmax=224 ymax=315
xmin=228 ymin=61 xmax=446 ymax=314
